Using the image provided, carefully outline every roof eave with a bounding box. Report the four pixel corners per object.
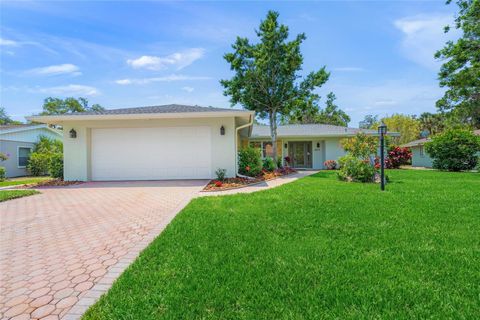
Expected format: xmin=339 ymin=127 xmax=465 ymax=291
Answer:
xmin=0 ymin=124 xmax=61 ymax=136
xmin=26 ymin=111 xmax=255 ymax=124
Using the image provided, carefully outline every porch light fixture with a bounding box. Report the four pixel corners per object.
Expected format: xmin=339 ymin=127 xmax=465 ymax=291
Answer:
xmin=220 ymin=125 xmax=225 ymax=136
xmin=316 ymin=142 xmax=320 ymax=148
xmin=378 ymin=122 xmax=387 ymax=191
xmin=284 ymin=143 xmax=288 ymax=149
xmin=69 ymin=128 xmax=77 ymax=139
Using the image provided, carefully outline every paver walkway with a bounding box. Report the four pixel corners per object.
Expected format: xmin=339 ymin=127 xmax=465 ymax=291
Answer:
xmin=0 ymin=170 xmax=317 ymax=319
xmin=0 ymin=180 xmax=205 ymax=320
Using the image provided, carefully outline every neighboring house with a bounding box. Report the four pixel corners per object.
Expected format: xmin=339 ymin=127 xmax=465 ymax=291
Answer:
xmin=0 ymin=124 xmax=63 ymax=178
xmin=28 ymin=104 xmax=398 ymax=181
xmin=402 ymin=129 xmax=480 ymax=168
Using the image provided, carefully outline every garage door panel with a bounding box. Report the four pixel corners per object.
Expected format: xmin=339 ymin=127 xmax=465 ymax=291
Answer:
xmin=91 ymin=126 xmax=211 ymax=180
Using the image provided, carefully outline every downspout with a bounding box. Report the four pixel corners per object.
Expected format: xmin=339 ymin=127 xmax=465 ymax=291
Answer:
xmin=235 ymin=114 xmax=254 ymax=177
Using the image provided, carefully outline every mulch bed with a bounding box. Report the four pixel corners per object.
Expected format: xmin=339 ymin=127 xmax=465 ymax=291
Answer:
xmin=203 ymin=167 xmax=297 ymax=192
xmin=13 ymin=179 xmax=84 ymax=189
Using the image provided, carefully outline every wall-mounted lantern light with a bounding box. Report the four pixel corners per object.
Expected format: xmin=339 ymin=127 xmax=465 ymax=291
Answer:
xmin=69 ymin=128 xmax=77 ymax=139
xmin=220 ymin=125 xmax=225 ymax=136
xmin=316 ymin=142 xmax=320 ymax=148
xmin=284 ymin=143 xmax=288 ymax=149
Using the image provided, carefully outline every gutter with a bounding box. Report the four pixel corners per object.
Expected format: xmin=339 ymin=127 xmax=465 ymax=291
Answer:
xmin=234 ymin=114 xmax=254 ymax=177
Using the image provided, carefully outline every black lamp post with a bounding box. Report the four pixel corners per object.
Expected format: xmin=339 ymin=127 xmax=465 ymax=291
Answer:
xmin=378 ymin=122 xmax=387 ymax=191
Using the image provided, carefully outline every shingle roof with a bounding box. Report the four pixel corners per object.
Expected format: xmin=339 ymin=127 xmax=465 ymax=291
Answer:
xmin=70 ymin=104 xmax=247 ymax=116
xmin=0 ymin=124 xmax=41 ymax=131
xmin=401 ymin=138 xmax=430 ymax=148
xmin=251 ymin=124 xmax=379 ymax=138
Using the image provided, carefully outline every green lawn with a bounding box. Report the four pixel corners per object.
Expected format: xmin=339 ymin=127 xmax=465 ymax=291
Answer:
xmin=0 ymin=176 xmax=51 ymax=187
xmin=83 ymin=170 xmax=480 ymax=319
xmin=0 ymin=190 xmax=39 ymax=202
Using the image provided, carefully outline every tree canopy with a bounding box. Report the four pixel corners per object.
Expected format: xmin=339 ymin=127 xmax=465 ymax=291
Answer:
xmin=0 ymin=107 xmax=22 ymax=125
xmin=374 ymin=114 xmax=421 ymax=145
xmin=285 ymin=92 xmax=350 ymax=126
xmin=435 ymin=0 xmax=480 ymax=128
xmin=359 ymin=114 xmax=378 ymax=129
xmin=40 ymin=97 xmax=104 ymax=115
xmin=221 ymin=11 xmax=330 ymax=160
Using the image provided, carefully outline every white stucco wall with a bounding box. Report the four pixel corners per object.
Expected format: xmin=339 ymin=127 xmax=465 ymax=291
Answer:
xmin=411 ymin=145 xmax=433 ymax=168
xmin=324 ymin=138 xmax=347 ymax=165
xmin=61 ymin=117 xmax=237 ymax=181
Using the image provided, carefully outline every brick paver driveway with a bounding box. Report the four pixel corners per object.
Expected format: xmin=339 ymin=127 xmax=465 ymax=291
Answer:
xmin=0 ymin=180 xmax=206 ymax=319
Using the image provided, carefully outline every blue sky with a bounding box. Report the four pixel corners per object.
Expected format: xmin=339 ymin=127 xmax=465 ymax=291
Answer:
xmin=0 ymin=1 xmax=458 ymax=126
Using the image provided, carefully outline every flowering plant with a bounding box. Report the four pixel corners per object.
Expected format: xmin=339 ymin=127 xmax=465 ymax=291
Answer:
xmin=385 ymin=146 xmax=412 ymax=168
xmin=323 ymin=160 xmax=337 ymax=170
xmin=284 ymin=156 xmax=291 ymax=165
xmin=213 ymin=180 xmax=223 ymax=187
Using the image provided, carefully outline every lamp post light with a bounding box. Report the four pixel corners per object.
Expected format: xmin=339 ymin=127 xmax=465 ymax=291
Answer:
xmin=378 ymin=122 xmax=387 ymax=191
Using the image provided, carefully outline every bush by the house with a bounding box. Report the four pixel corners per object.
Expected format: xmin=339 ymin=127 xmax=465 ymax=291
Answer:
xmin=276 ymin=157 xmax=283 ymax=169
xmin=425 ymin=129 xmax=480 ymax=171
xmin=338 ymin=133 xmax=378 ymax=182
xmin=238 ymin=147 xmax=262 ymax=177
xmin=386 ymin=146 xmax=412 ymax=169
xmin=338 ymin=155 xmax=376 ymax=182
xmin=262 ymin=157 xmax=276 ymax=172
xmin=27 ymin=152 xmax=51 ymax=176
xmin=215 ymin=168 xmax=227 ymax=181
xmin=323 ymin=160 xmax=337 ymax=170
xmin=284 ymin=156 xmax=291 ymax=166
xmin=49 ymin=153 xmax=64 ymax=179
xmin=0 ymin=167 xmax=5 ymax=181
xmin=33 ymin=136 xmax=63 ymax=154
xmin=0 ymin=152 xmax=8 ymax=161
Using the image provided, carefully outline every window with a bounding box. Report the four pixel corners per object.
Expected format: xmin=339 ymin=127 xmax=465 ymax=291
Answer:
xmin=249 ymin=141 xmax=275 ymax=158
xmin=419 ymin=146 xmax=424 ymax=157
xmin=18 ymin=147 xmax=31 ymax=168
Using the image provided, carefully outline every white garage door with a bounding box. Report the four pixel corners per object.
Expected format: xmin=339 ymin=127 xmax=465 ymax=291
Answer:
xmin=91 ymin=126 xmax=211 ymax=180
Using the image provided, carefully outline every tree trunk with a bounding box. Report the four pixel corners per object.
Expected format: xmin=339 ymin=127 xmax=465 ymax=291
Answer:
xmin=269 ymin=111 xmax=278 ymax=162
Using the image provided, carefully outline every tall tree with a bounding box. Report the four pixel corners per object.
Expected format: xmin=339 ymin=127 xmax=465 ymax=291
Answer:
xmin=0 ymin=107 xmax=22 ymax=125
xmin=285 ymin=92 xmax=350 ymax=126
xmin=40 ymin=97 xmax=104 ymax=115
xmin=435 ymin=0 xmax=480 ymax=127
xmin=418 ymin=112 xmax=446 ymax=136
xmin=359 ymin=114 xmax=378 ymax=129
xmin=375 ymin=114 xmax=421 ymax=145
xmin=221 ymin=11 xmax=330 ymax=161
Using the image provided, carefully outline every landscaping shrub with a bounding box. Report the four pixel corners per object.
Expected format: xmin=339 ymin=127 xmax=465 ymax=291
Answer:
xmin=33 ymin=135 xmax=63 ymax=153
xmin=276 ymin=157 xmax=283 ymax=169
xmin=425 ymin=129 xmax=480 ymax=171
xmin=337 ymin=155 xmax=376 ymax=182
xmin=27 ymin=152 xmax=50 ymax=176
xmin=0 ymin=167 xmax=5 ymax=181
xmin=49 ymin=153 xmax=64 ymax=179
xmin=262 ymin=157 xmax=276 ymax=172
xmin=338 ymin=133 xmax=378 ymax=182
xmin=238 ymin=147 xmax=262 ymax=177
xmin=323 ymin=160 xmax=337 ymax=170
xmin=0 ymin=152 xmax=8 ymax=161
xmin=284 ymin=156 xmax=291 ymax=166
xmin=386 ymin=146 xmax=412 ymax=169
xmin=215 ymin=168 xmax=227 ymax=181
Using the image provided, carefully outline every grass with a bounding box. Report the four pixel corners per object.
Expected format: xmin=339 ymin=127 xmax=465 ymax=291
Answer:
xmin=83 ymin=170 xmax=480 ymax=319
xmin=0 ymin=190 xmax=39 ymax=202
xmin=0 ymin=176 xmax=51 ymax=187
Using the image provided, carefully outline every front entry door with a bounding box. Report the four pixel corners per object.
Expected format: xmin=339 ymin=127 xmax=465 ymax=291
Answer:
xmin=288 ymin=142 xmax=312 ymax=168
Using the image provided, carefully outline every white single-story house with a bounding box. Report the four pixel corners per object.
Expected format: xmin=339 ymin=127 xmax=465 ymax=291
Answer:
xmin=28 ymin=104 xmax=397 ymax=181
xmin=0 ymin=124 xmax=63 ymax=178
xmin=402 ymin=129 xmax=480 ymax=168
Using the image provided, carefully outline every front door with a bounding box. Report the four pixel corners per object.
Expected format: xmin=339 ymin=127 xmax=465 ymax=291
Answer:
xmin=288 ymin=142 xmax=312 ymax=168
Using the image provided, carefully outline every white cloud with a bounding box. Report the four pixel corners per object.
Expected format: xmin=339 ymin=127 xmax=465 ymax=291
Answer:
xmin=0 ymin=38 xmax=19 ymax=46
xmin=394 ymin=14 xmax=459 ymax=69
xmin=333 ymin=67 xmax=365 ymax=72
xmin=32 ymin=84 xmax=99 ymax=96
xmin=374 ymin=99 xmax=397 ymax=106
xmin=115 ymin=74 xmax=211 ymax=85
xmin=26 ymin=64 xmax=81 ymax=76
xmin=182 ymin=86 xmax=194 ymax=93
xmin=127 ymin=48 xmax=205 ymax=70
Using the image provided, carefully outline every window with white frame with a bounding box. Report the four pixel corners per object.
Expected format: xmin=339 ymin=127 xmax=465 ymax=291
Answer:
xmin=249 ymin=141 xmax=275 ymax=158
xmin=18 ymin=147 xmax=32 ymax=168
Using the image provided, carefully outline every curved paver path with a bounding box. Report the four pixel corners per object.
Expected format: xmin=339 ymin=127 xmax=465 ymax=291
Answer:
xmin=0 ymin=180 xmax=205 ymax=320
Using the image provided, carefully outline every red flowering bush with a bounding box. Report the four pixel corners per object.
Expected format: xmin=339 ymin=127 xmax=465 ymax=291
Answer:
xmin=238 ymin=147 xmax=262 ymax=177
xmin=214 ymin=180 xmax=223 ymax=187
xmin=323 ymin=160 xmax=337 ymax=170
xmin=386 ymin=146 xmax=412 ymax=168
